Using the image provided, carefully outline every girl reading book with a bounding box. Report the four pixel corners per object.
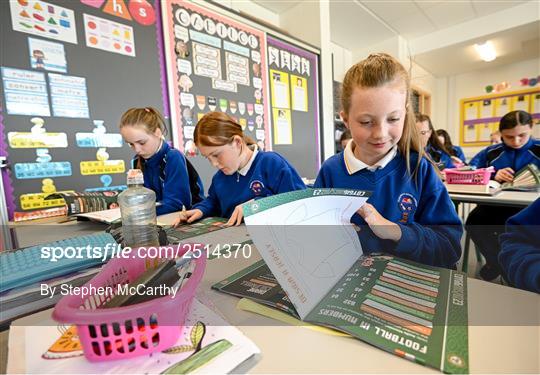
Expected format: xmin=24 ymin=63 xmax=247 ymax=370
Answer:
xmin=314 ymin=53 xmax=462 ymax=268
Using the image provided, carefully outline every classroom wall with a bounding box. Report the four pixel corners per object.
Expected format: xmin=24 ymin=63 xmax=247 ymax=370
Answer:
xmin=331 ymin=42 xmax=352 ymax=82
xmin=445 ymin=57 xmax=539 ymax=158
xmin=215 ymin=0 xmax=280 ymax=28
xmin=351 ymin=36 xmax=440 ymax=127
xmin=280 ymin=2 xmax=323 ymax=48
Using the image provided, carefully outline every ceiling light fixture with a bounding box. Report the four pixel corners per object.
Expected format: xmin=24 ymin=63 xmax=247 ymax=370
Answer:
xmin=474 ymin=41 xmax=496 ymax=62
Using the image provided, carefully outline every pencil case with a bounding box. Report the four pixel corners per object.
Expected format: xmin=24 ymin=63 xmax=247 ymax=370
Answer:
xmin=52 ymin=244 xmax=205 ymax=362
xmin=443 ymin=167 xmax=494 ymax=185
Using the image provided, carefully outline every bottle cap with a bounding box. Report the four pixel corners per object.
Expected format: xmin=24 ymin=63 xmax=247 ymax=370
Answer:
xmin=126 ymin=169 xmax=144 ymax=185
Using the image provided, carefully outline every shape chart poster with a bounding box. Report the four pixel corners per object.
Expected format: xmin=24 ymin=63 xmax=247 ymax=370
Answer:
xmin=1 ymin=0 xmax=163 ymax=221
xmin=162 ymin=0 xmax=270 ymax=153
xmin=9 ymin=0 xmax=77 ymax=44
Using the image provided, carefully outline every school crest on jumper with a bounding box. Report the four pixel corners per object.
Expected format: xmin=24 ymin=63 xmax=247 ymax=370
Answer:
xmin=250 ymin=180 xmax=264 ymax=195
xmin=397 ymin=193 xmax=417 ymax=223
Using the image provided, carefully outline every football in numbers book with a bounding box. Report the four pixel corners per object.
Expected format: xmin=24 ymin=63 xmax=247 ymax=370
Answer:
xmin=233 ymin=188 xmax=469 ymax=374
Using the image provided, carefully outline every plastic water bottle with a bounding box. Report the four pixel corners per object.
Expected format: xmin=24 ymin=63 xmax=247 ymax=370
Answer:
xmin=118 ymin=169 xmax=160 ymax=248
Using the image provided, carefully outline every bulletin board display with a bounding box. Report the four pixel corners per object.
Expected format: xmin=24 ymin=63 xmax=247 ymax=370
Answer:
xmin=267 ymin=34 xmax=321 ymax=176
xmin=161 ymin=0 xmax=271 ymax=154
xmin=460 ymin=88 xmax=540 ymax=147
xmin=0 ymin=0 xmax=165 ymax=221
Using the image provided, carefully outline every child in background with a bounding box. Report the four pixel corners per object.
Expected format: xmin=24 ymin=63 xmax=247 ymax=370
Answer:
xmin=467 ymin=110 xmax=540 ymax=281
xmin=314 ymin=53 xmax=462 ymax=268
xmin=490 ymin=130 xmax=502 ymax=145
xmin=499 ymin=198 xmax=540 ymax=293
xmin=119 ymin=107 xmax=204 ymax=216
xmin=173 ymin=112 xmax=306 ymax=227
xmin=416 ymin=114 xmax=455 ymax=169
xmin=436 ymin=129 xmax=466 ymax=164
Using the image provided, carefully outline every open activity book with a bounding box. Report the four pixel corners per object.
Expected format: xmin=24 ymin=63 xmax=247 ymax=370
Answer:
xmin=215 ymin=189 xmax=469 ymax=374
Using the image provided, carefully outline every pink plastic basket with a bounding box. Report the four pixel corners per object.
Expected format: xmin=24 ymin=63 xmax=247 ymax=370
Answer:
xmin=443 ymin=167 xmax=494 ymax=185
xmin=52 ymin=244 xmax=205 ymax=362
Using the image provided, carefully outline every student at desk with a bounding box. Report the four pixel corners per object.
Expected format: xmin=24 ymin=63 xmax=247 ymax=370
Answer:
xmin=416 ymin=113 xmax=455 ymax=170
xmin=314 ymin=53 xmax=462 ymax=269
xmin=499 ymin=198 xmax=540 ymax=293
xmin=467 ymin=110 xmax=540 ymax=281
xmin=173 ymin=112 xmax=306 ymax=227
xmin=119 ymin=107 xmax=204 ymax=215
xmin=436 ymin=129 xmax=466 ymax=164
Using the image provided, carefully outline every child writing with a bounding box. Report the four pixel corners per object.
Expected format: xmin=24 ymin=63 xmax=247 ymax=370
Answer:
xmin=314 ymin=53 xmax=462 ymax=268
xmin=173 ymin=112 xmax=306 ymax=227
xmin=119 ymin=107 xmax=204 ymax=216
xmin=466 ymin=110 xmax=540 ymax=280
xmin=499 ymin=198 xmax=540 ymax=293
xmin=436 ymin=129 xmax=466 ymax=164
xmin=415 ymin=113 xmax=455 ymax=169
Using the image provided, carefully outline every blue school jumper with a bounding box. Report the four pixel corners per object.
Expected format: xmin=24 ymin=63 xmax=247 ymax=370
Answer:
xmin=194 ymin=150 xmax=306 ymax=218
xmin=469 ymin=138 xmax=540 ymax=172
xmin=135 ymin=142 xmax=204 ymax=215
xmin=453 ymin=146 xmax=466 ymax=163
xmin=499 ymin=198 xmax=540 ymax=293
xmin=426 ymin=145 xmax=455 ymax=169
xmin=314 ymin=151 xmax=462 ymax=268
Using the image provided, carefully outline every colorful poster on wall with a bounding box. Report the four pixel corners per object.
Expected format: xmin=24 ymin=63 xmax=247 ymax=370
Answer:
xmin=28 ymin=37 xmax=67 ymax=73
xmin=269 ymin=69 xmax=290 ymax=109
xmin=2 ymin=0 xmax=164 ymax=222
xmin=83 ymin=13 xmax=135 ymax=57
xmin=291 ymin=74 xmax=308 ymax=112
xmin=533 ymin=93 xmax=540 ymax=113
xmin=266 ymin=35 xmax=321 ymax=176
xmin=495 ymin=97 xmax=509 ymax=117
xmin=1 ymin=67 xmax=50 ymax=116
xmin=481 ymin=99 xmax=492 ymax=118
xmin=463 ymin=102 xmax=478 ymax=120
xmin=272 ymin=108 xmax=292 ymax=144
xmin=460 ymin=88 xmax=540 ymax=146
xmin=10 ymin=0 xmax=77 ymax=44
xmin=161 ymin=0 xmax=270 ymax=152
xmin=48 ymin=73 xmax=90 ymax=118
xmin=512 ymin=95 xmax=529 ymax=112
xmin=464 ymin=125 xmax=476 ymax=143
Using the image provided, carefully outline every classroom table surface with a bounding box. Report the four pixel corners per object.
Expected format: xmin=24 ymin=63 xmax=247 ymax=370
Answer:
xmin=3 ymin=215 xmax=540 ymax=374
xmin=449 ymin=190 xmax=538 ymax=207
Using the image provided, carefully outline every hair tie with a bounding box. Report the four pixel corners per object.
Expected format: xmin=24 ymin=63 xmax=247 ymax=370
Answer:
xmin=144 ymin=107 xmax=150 ymax=113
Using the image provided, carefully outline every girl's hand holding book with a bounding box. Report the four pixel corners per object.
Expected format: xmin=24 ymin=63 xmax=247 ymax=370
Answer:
xmin=357 ymin=203 xmax=402 ymax=242
xmin=495 ymin=167 xmax=514 ymax=183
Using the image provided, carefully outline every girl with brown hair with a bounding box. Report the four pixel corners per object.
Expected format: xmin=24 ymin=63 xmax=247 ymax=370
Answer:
xmin=119 ymin=107 xmax=204 ymax=215
xmin=173 ymin=112 xmax=305 ymax=226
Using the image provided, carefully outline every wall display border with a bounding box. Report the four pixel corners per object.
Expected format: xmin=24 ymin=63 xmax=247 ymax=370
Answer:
xmin=460 ymin=87 xmax=540 ymax=147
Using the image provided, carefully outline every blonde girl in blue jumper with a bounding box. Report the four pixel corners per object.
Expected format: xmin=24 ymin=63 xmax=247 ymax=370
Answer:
xmin=314 ymin=53 xmax=462 ymax=268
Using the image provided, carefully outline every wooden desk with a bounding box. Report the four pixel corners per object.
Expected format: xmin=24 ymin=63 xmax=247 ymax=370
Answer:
xmin=3 ymin=225 xmax=540 ymax=374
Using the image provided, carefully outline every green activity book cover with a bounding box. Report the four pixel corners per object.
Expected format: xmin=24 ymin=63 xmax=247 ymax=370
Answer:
xmin=213 ymin=256 xmax=468 ymax=374
xmin=219 ymin=189 xmax=469 ymax=374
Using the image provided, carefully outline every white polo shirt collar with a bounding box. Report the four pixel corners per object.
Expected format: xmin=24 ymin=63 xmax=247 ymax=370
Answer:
xmin=343 ymin=140 xmax=397 ymax=174
xmin=238 ymin=145 xmax=259 ymax=176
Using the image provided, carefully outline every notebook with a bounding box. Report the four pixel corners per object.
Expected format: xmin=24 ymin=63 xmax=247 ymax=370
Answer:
xmin=0 ymin=232 xmax=117 ymax=293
